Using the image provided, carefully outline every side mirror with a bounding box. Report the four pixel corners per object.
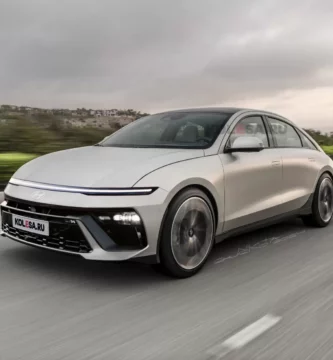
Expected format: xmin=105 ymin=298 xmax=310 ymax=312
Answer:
xmin=225 ymin=136 xmax=264 ymax=153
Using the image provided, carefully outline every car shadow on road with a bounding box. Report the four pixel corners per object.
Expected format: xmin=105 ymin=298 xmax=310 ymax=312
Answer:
xmin=3 ymin=217 xmax=307 ymax=288
xmin=210 ymin=217 xmax=307 ymax=264
xmin=3 ymin=244 xmax=166 ymax=290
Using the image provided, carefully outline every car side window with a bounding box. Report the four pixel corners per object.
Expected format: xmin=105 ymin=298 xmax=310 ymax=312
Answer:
xmin=298 ymin=131 xmax=318 ymax=150
xmin=228 ymin=116 xmax=269 ymax=148
xmin=267 ymin=118 xmax=302 ymax=148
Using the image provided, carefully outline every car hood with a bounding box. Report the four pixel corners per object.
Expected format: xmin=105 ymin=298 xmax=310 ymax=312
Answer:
xmin=13 ymin=146 xmax=204 ymax=188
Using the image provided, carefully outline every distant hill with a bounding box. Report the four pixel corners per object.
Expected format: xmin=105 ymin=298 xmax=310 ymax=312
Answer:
xmin=0 ymin=104 xmax=149 ymax=118
xmin=0 ymin=104 xmax=150 ymax=129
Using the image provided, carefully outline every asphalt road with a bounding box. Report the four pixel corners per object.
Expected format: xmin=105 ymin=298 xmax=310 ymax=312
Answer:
xmin=1 ymin=191 xmax=333 ymax=359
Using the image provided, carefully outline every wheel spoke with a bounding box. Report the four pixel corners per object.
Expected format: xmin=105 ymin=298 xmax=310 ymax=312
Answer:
xmin=192 ymin=235 xmax=200 ymax=253
xmin=195 ymin=227 xmax=206 ymax=233
xmin=323 ymin=187 xmax=328 ymax=199
xmin=322 ymin=202 xmax=329 ymax=216
xmin=189 ymin=210 xmax=199 ymax=228
xmin=325 ymin=202 xmax=330 ymax=215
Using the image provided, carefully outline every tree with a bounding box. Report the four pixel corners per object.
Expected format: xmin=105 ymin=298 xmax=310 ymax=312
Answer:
xmin=304 ymin=128 xmax=333 ymax=146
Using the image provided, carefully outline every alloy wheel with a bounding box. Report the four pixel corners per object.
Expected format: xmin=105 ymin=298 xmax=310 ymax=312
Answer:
xmin=171 ymin=197 xmax=214 ymax=270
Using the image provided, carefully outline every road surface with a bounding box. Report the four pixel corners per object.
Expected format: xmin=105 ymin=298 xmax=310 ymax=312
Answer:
xmin=1 ymin=191 xmax=333 ymax=359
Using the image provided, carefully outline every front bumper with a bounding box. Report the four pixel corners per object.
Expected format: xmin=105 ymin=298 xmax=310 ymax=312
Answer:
xmin=1 ymin=183 xmax=169 ymax=261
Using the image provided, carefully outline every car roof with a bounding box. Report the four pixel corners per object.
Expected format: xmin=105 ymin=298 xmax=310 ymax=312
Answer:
xmin=154 ymin=107 xmax=291 ymax=123
xmin=155 ymin=107 xmax=282 ymax=116
xmin=155 ymin=107 xmax=245 ymax=115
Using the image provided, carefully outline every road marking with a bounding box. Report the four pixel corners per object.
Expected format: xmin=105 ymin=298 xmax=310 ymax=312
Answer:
xmin=207 ymin=314 xmax=281 ymax=358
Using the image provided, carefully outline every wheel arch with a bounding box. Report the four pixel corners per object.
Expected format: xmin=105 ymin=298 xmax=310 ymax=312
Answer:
xmin=318 ymin=166 xmax=333 ymax=185
xmin=305 ymin=162 xmax=333 ymax=191
xmin=322 ymin=169 xmax=333 ymax=179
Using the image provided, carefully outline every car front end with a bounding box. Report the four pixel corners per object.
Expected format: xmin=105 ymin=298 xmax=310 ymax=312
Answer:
xmin=1 ymin=178 xmax=169 ymax=262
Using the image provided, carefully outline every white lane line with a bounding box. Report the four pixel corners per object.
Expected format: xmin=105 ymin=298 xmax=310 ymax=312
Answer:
xmin=207 ymin=314 xmax=281 ymax=358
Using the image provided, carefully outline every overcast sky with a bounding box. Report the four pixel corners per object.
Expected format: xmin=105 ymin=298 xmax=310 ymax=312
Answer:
xmin=1 ymin=0 xmax=333 ymax=129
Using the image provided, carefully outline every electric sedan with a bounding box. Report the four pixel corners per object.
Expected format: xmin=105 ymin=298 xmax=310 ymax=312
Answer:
xmin=1 ymin=108 xmax=333 ymax=278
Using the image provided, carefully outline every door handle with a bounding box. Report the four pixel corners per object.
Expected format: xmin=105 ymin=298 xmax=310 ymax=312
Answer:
xmin=308 ymin=157 xmax=316 ymax=162
xmin=272 ymin=160 xmax=281 ymax=166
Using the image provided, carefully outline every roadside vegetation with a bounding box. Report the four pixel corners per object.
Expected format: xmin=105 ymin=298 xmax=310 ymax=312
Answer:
xmin=321 ymin=146 xmax=333 ymax=156
xmin=0 ymin=153 xmax=37 ymax=183
xmin=305 ymin=129 xmax=333 ymax=155
xmin=0 ymin=115 xmax=113 ymax=184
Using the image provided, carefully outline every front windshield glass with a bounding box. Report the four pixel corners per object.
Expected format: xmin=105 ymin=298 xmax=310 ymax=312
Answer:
xmin=100 ymin=111 xmax=233 ymax=149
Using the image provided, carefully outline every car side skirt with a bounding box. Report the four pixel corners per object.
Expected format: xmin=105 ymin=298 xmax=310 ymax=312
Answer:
xmin=216 ymin=193 xmax=313 ymax=243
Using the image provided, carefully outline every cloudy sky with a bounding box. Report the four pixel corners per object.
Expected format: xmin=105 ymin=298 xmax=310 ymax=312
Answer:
xmin=1 ymin=0 xmax=333 ymax=129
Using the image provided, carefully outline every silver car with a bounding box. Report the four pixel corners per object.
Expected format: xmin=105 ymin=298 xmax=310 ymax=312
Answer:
xmin=1 ymin=108 xmax=333 ymax=278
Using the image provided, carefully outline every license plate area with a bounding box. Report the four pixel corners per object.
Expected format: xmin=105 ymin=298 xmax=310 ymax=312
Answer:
xmin=12 ymin=214 xmax=49 ymax=236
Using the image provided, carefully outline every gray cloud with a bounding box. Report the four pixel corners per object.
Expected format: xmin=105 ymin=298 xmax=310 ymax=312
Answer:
xmin=1 ymin=0 xmax=333 ymax=121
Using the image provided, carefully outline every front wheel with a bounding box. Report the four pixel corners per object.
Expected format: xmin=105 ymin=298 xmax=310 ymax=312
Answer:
xmin=302 ymin=173 xmax=333 ymax=227
xmin=157 ymin=188 xmax=215 ymax=278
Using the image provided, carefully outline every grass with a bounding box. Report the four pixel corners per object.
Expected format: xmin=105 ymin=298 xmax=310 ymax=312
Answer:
xmin=0 ymin=152 xmax=37 ymax=182
xmin=0 ymin=152 xmax=37 ymax=162
xmin=321 ymin=145 xmax=333 ymax=156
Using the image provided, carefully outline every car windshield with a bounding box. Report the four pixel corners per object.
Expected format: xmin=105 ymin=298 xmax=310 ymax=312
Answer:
xmin=100 ymin=111 xmax=233 ymax=149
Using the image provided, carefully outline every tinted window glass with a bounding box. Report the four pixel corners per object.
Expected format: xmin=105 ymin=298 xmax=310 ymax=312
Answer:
xmin=268 ymin=118 xmax=302 ymax=148
xmin=228 ymin=116 xmax=269 ymax=148
xmin=299 ymin=132 xmax=318 ymax=150
xmin=101 ymin=112 xmax=233 ymax=149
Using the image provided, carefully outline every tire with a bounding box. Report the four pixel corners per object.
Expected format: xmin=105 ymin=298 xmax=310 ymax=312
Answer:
xmin=156 ymin=188 xmax=215 ymax=278
xmin=302 ymin=173 xmax=333 ymax=227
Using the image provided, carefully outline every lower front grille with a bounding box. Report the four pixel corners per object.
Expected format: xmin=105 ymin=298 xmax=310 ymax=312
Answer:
xmin=1 ymin=211 xmax=92 ymax=254
xmin=2 ymin=198 xmax=147 ymax=251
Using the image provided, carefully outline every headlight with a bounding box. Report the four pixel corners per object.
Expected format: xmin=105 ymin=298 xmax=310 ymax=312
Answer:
xmin=96 ymin=211 xmax=146 ymax=248
xmin=98 ymin=211 xmax=141 ymax=226
xmin=113 ymin=212 xmax=141 ymax=225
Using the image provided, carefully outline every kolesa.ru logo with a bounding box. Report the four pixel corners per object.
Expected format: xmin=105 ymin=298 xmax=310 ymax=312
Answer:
xmin=14 ymin=217 xmax=45 ymax=232
xmin=12 ymin=214 xmax=49 ymax=236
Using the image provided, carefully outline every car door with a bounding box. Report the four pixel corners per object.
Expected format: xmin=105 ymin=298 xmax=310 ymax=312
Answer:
xmin=266 ymin=117 xmax=322 ymax=212
xmin=219 ymin=115 xmax=284 ymax=232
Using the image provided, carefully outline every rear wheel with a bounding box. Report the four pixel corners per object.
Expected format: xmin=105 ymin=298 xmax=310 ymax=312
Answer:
xmin=157 ymin=188 xmax=215 ymax=278
xmin=302 ymin=173 xmax=333 ymax=227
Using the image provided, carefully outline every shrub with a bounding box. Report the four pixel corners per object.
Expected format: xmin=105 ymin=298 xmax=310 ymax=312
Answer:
xmin=321 ymin=146 xmax=333 ymax=156
xmin=0 ymin=153 xmax=37 ymax=183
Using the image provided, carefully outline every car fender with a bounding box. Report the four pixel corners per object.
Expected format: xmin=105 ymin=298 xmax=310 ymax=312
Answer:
xmin=134 ymin=155 xmax=225 ymax=233
xmin=319 ymin=164 xmax=333 ymax=182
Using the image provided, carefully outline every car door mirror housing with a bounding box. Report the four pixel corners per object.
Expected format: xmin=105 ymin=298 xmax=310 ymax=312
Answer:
xmin=225 ymin=136 xmax=265 ymax=153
